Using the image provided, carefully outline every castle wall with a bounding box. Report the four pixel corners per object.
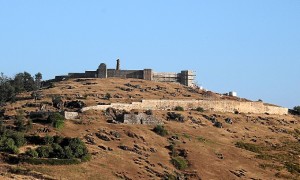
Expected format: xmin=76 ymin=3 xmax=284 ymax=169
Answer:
xmin=81 ymin=99 xmax=288 ymax=115
xmin=68 ymin=73 xmax=86 ymax=78
xmin=53 ymin=61 xmax=195 ymax=86
xmin=85 ymin=71 xmax=97 ymax=78
xmin=107 ymin=69 xmax=144 ymax=79
xmin=153 ymin=72 xmax=179 ymax=83
xmin=143 ymin=69 xmax=153 ymax=81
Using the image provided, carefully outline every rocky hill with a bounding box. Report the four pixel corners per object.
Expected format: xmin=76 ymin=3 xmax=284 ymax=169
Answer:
xmin=0 ymin=78 xmax=299 ymax=180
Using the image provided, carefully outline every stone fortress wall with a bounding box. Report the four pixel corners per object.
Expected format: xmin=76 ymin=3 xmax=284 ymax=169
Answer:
xmin=55 ymin=59 xmax=196 ymax=87
xmin=81 ymin=99 xmax=288 ymax=115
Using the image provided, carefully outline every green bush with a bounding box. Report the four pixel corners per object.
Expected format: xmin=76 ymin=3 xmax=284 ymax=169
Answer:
xmin=14 ymin=110 xmax=27 ymax=132
xmin=293 ymin=106 xmax=300 ymax=114
xmin=53 ymin=120 xmax=64 ymax=129
xmin=68 ymin=138 xmax=89 ymax=158
xmin=50 ymin=143 xmax=65 ymax=159
xmin=174 ymin=106 xmax=184 ymax=111
xmin=81 ymin=153 xmax=92 ymax=162
xmin=153 ymin=125 xmax=168 ymax=137
xmin=36 ymin=146 xmax=53 ymax=158
xmin=64 ymin=146 xmax=75 ymax=159
xmin=53 ymin=135 xmax=64 ymax=144
xmin=44 ymin=135 xmax=54 ymax=145
xmin=1 ymin=138 xmax=19 ymax=154
xmin=195 ymin=107 xmax=204 ymax=112
xmin=47 ymin=113 xmax=65 ymax=129
xmin=25 ymin=149 xmax=38 ymax=158
xmin=0 ymin=131 xmax=26 ymax=154
xmin=171 ymin=157 xmax=188 ymax=170
xmin=9 ymin=132 xmax=26 ymax=147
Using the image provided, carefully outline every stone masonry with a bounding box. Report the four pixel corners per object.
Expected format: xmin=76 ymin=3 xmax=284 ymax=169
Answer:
xmin=55 ymin=59 xmax=196 ymax=86
xmin=81 ymin=99 xmax=288 ymax=115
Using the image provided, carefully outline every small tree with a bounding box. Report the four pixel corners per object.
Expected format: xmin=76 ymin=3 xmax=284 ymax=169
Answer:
xmin=14 ymin=110 xmax=27 ymax=132
xmin=293 ymin=106 xmax=300 ymax=114
xmin=35 ymin=72 xmax=42 ymax=89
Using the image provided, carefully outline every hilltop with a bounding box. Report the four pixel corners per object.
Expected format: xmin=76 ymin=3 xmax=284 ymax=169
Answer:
xmin=0 ymin=78 xmax=299 ymax=180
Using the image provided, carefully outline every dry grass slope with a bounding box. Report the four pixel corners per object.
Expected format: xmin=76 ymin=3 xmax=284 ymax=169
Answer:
xmin=0 ymin=78 xmax=299 ymax=180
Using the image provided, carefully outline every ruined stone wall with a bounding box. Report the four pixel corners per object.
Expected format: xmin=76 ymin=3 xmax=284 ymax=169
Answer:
xmin=81 ymin=99 xmax=288 ymax=115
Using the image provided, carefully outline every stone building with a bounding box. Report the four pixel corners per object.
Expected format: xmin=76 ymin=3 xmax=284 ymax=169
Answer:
xmin=55 ymin=59 xmax=196 ymax=86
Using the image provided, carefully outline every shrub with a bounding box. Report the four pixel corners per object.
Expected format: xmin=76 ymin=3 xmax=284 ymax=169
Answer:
xmin=1 ymin=138 xmax=19 ymax=154
xmin=235 ymin=142 xmax=262 ymax=153
xmin=25 ymin=149 xmax=38 ymax=158
xmin=0 ymin=131 xmax=26 ymax=154
xmin=53 ymin=120 xmax=64 ymax=129
xmin=36 ymin=146 xmax=53 ymax=158
xmin=81 ymin=153 xmax=92 ymax=162
xmin=195 ymin=107 xmax=204 ymax=112
xmin=285 ymin=162 xmax=300 ymax=174
xmin=14 ymin=110 xmax=27 ymax=132
xmin=197 ymin=136 xmax=207 ymax=143
xmin=167 ymin=112 xmax=185 ymax=122
xmin=174 ymin=106 xmax=184 ymax=111
xmin=293 ymin=106 xmax=300 ymax=114
xmin=167 ymin=144 xmax=177 ymax=157
xmin=68 ymin=138 xmax=89 ymax=158
xmin=9 ymin=132 xmax=26 ymax=147
xmin=53 ymin=135 xmax=64 ymax=144
xmin=64 ymin=146 xmax=75 ymax=159
xmin=153 ymin=125 xmax=168 ymax=136
xmin=44 ymin=135 xmax=54 ymax=145
xmin=171 ymin=157 xmax=188 ymax=170
xmin=50 ymin=143 xmax=65 ymax=159
xmin=47 ymin=113 xmax=65 ymax=129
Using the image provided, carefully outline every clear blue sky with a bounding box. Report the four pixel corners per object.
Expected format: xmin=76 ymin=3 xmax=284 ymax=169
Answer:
xmin=0 ymin=1 xmax=299 ymax=108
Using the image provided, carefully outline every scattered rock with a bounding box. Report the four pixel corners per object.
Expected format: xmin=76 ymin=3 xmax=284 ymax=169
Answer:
xmin=65 ymin=100 xmax=85 ymax=109
xmin=230 ymin=169 xmax=247 ymax=178
xmin=216 ymin=153 xmax=224 ymax=159
xmin=225 ymin=118 xmax=233 ymax=124
xmin=96 ymin=133 xmax=111 ymax=141
xmin=214 ymin=121 xmax=223 ymax=128
xmin=98 ymin=145 xmax=107 ymax=150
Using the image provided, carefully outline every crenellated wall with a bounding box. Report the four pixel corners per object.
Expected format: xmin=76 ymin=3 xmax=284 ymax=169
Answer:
xmin=81 ymin=99 xmax=288 ymax=115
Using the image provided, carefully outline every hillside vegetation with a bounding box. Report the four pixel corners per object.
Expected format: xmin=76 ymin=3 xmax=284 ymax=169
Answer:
xmin=0 ymin=78 xmax=299 ymax=180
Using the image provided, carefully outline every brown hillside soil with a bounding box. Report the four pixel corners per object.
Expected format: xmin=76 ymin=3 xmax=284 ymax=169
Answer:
xmin=0 ymin=78 xmax=299 ymax=180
